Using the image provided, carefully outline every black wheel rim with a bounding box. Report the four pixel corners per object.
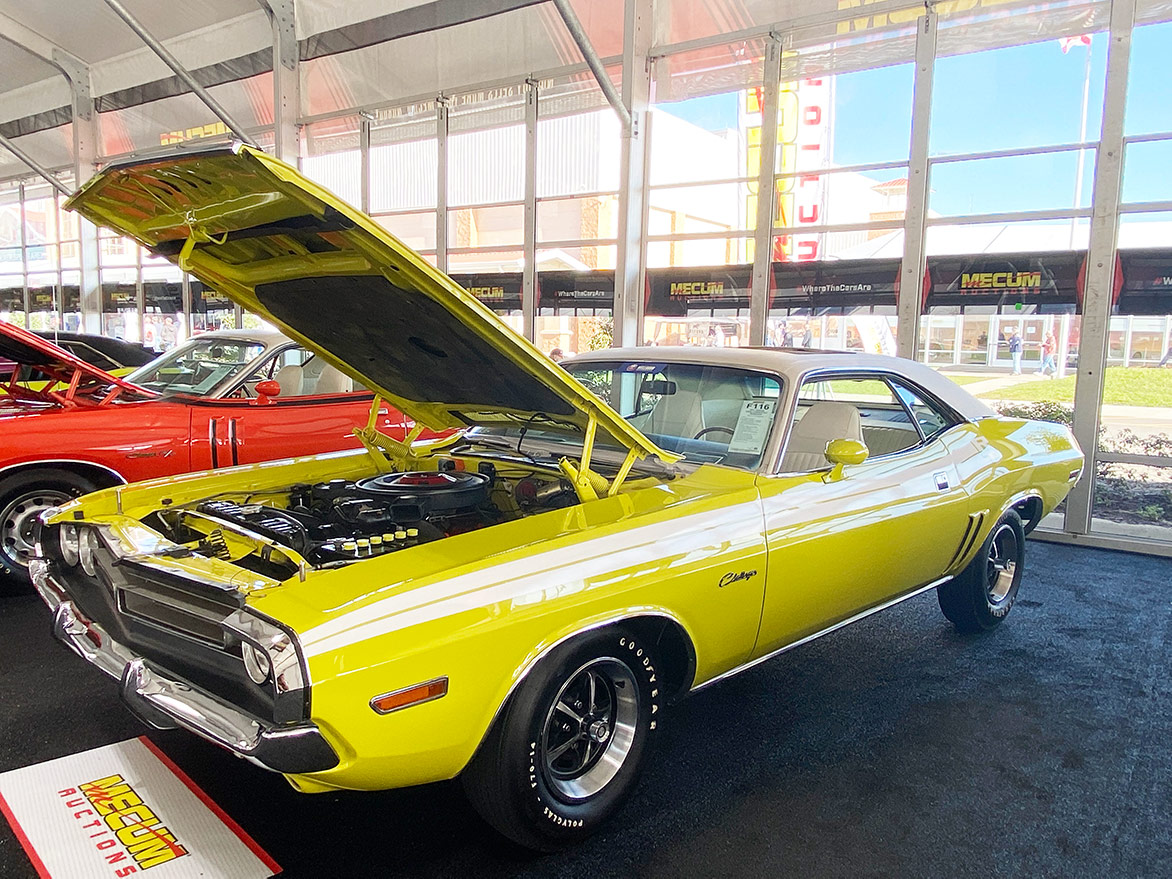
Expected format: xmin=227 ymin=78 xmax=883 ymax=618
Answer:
xmin=985 ymin=523 xmax=1019 ymax=605
xmin=540 ymin=657 xmax=639 ymax=800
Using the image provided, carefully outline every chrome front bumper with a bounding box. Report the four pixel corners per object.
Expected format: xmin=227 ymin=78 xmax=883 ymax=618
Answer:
xmin=32 ymin=559 xmax=338 ymax=775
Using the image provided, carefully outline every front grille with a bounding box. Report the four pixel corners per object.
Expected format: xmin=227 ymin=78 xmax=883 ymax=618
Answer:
xmin=111 ymin=558 xmax=242 ymax=646
xmin=117 ymin=579 xmax=230 ymax=646
xmin=43 ymin=531 xmax=286 ymax=723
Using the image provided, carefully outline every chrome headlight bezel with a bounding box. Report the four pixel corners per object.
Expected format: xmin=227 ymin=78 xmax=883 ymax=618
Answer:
xmin=78 ymin=527 xmax=102 ymax=576
xmin=59 ymin=524 xmax=81 ymax=567
xmin=223 ymin=609 xmax=309 ymax=723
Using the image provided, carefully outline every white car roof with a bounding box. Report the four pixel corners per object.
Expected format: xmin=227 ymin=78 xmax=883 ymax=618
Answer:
xmin=564 ymin=346 xmax=997 ymax=423
xmin=190 ymin=327 xmax=290 ymax=346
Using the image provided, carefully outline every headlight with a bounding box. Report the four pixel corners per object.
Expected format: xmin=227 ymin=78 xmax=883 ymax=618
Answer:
xmin=242 ymin=641 xmax=272 ymax=685
xmin=223 ymin=610 xmax=307 ymax=722
xmin=59 ymin=525 xmax=80 ymax=567
xmin=79 ymin=528 xmax=101 ymax=577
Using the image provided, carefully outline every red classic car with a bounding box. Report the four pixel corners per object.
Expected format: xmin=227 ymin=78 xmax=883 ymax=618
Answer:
xmin=0 ymin=331 xmax=155 ymax=381
xmin=0 ymin=321 xmax=409 ymax=584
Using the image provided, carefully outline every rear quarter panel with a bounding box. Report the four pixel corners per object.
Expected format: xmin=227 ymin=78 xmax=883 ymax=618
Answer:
xmin=950 ymin=415 xmax=1082 ymax=564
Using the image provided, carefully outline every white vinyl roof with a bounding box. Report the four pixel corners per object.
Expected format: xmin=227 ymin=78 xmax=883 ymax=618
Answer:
xmin=566 ymin=346 xmax=999 ymax=424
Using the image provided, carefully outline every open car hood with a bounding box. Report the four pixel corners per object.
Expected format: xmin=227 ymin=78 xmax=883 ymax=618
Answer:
xmin=66 ymin=144 xmax=672 ymax=462
xmin=0 ymin=320 xmax=155 ymax=408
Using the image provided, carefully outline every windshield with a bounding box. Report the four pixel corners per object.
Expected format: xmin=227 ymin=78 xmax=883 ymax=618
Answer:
xmin=471 ymin=360 xmax=783 ymax=472
xmin=127 ymin=338 xmax=266 ymax=396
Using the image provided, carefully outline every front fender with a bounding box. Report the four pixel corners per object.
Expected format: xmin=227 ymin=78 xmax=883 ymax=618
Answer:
xmin=285 ymin=603 xmax=701 ymax=793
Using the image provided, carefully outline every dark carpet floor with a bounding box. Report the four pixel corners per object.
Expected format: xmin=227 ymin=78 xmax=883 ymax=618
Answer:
xmin=2 ymin=541 xmax=1170 ymax=878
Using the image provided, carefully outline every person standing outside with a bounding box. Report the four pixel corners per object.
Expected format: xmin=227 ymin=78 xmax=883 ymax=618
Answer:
xmin=1007 ymin=326 xmax=1023 ymax=374
xmin=1037 ymin=331 xmax=1057 ymax=377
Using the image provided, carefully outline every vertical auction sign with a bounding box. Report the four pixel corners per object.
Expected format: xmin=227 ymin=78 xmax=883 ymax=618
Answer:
xmin=745 ymin=75 xmax=832 ymax=263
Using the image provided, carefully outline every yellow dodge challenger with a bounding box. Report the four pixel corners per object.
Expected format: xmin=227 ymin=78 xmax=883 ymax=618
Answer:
xmin=32 ymin=145 xmax=1083 ymax=850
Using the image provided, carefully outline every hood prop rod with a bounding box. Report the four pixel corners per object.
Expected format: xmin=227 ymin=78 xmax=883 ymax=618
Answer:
xmin=559 ymin=415 xmax=640 ymax=502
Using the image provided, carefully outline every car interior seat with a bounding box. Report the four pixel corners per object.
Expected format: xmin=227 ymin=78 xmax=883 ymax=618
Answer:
xmin=638 ymin=373 xmax=756 ymax=441
xmin=312 ymin=364 xmax=352 ymax=395
xmin=638 ymin=374 xmax=706 ymax=439
xmin=700 ymin=381 xmax=753 ymax=435
xmin=781 ymin=401 xmax=865 ymax=472
xmin=273 ymin=363 xmax=304 ymax=396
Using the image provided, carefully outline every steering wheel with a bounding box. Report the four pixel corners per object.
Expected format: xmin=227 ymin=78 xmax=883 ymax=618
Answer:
xmin=693 ymin=426 xmax=735 ymax=441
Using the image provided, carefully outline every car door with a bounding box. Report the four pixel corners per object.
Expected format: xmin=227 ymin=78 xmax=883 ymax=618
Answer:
xmin=189 ymin=347 xmax=405 ymax=469
xmin=751 ymin=371 xmax=975 ymax=658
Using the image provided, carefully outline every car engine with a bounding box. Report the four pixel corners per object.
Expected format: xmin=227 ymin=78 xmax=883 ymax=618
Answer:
xmin=153 ymin=465 xmax=577 ymax=573
xmin=194 ymin=470 xmax=494 ymax=565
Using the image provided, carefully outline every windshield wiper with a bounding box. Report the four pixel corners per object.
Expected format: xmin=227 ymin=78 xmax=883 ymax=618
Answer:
xmin=455 ymin=436 xmax=540 ymax=464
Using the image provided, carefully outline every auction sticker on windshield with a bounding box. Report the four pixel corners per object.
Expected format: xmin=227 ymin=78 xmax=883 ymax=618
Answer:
xmin=0 ymin=737 xmax=278 ymax=878
xmin=727 ymin=400 xmax=776 ymax=455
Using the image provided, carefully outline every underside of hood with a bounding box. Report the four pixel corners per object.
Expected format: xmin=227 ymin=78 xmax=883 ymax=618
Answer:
xmin=66 ymin=144 xmax=672 ymax=464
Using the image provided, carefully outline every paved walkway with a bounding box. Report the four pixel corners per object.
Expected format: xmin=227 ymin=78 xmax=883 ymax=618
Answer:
xmin=952 ymin=373 xmax=1054 ymax=396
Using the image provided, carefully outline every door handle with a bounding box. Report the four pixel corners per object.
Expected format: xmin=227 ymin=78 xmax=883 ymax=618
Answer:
xmin=934 ymin=471 xmax=950 ymax=491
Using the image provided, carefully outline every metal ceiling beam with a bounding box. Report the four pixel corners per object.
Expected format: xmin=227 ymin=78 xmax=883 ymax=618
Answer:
xmin=0 ymin=14 xmax=95 ymax=185
xmin=260 ymin=0 xmax=299 ymax=161
xmin=551 ymin=0 xmax=633 ymax=135
xmin=98 ymin=0 xmax=258 ymax=147
xmin=0 ymin=132 xmax=71 ymax=195
xmin=0 ymin=13 xmax=102 ymax=331
xmin=0 ymin=12 xmax=81 ymax=75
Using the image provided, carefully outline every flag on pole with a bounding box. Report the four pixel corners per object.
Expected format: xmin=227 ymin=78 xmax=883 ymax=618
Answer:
xmin=1059 ymin=34 xmax=1092 ymax=53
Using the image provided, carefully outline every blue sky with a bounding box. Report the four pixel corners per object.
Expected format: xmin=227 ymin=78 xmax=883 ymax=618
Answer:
xmin=666 ymin=21 xmax=1172 ymax=218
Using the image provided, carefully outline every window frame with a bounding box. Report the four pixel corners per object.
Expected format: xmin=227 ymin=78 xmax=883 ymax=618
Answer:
xmin=130 ymin=336 xmax=273 ymax=399
xmin=221 ymin=343 xmax=327 ymax=400
xmin=773 ymin=367 xmax=966 ymax=474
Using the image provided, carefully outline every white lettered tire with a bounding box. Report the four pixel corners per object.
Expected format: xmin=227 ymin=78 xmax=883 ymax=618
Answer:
xmin=462 ymin=626 xmax=660 ymax=850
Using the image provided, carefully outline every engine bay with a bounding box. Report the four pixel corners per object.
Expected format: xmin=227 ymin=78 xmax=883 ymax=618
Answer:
xmin=148 ymin=462 xmax=579 ymax=577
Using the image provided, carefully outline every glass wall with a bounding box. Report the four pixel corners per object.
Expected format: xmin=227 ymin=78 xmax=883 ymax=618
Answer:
xmin=371 ymin=100 xmax=439 ymax=258
xmin=2 ymin=0 xmax=1170 ymax=556
xmin=536 ymin=74 xmax=621 ymax=356
xmin=0 ymin=179 xmax=80 ymax=331
xmin=1083 ymin=16 xmax=1172 ymax=541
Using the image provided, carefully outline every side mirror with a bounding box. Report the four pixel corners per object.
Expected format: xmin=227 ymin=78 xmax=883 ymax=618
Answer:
xmin=254 ymin=379 xmax=281 ymax=404
xmin=823 ymin=438 xmax=868 ymax=482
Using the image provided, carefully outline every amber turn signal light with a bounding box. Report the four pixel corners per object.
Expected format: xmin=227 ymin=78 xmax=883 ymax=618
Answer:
xmin=370 ymin=677 xmax=449 ymax=715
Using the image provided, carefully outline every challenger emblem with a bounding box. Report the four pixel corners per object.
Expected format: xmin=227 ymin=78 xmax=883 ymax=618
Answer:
xmin=718 ymin=570 xmax=758 ymax=588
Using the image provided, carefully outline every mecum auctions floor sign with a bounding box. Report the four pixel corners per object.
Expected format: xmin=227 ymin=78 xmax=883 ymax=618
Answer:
xmin=0 ymin=737 xmax=279 ymax=878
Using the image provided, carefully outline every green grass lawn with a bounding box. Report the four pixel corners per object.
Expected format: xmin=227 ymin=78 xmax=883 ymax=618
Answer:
xmin=977 ymin=367 xmax=1172 ymax=407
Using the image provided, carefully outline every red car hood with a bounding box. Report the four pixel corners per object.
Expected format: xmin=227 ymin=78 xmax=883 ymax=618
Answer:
xmin=0 ymin=321 xmax=156 ymax=409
